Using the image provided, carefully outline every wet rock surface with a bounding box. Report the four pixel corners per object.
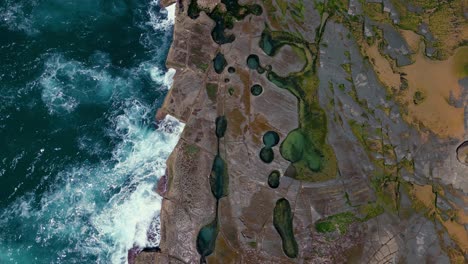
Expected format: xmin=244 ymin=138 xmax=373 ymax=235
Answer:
xmin=149 ymin=0 xmax=468 ymax=262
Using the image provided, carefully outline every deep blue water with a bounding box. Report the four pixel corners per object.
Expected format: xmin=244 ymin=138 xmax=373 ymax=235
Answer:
xmin=0 ymin=1 xmax=181 ymax=263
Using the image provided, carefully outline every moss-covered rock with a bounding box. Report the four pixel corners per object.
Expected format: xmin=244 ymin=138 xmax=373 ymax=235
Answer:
xmin=315 ymin=212 xmax=357 ymax=235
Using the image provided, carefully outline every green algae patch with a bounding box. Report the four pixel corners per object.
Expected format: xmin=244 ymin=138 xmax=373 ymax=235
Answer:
xmin=359 ymin=203 xmax=385 ymax=221
xmin=281 ymin=128 xmax=336 ymax=181
xmin=210 ymin=155 xmax=229 ymax=199
xmin=215 ymin=116 xmax=227 ymax=138
xmin=341 ymin=63 xmax=351 ymax=75
xmin=315 ymin=212 xmax=357 ymax=235
xmin=206 ymin=83 xmax=218 ymax=102
xmin=263 ymin=131 xmax=280 ymax=147
xmin=268 ymin=170 xmax=280 ymax=188
xmin=259 ymin=26 xmax=337 ymax=182
xmin=453 ymin=47 xmax=468 ymax=78
xmin=259 ymin=147 xmax=274 ymax=163
xmin=280 ymin=129 xmax=305 ymax=163
xmin=197 ymin=63 xmax=209 ymax=72
xmin=213 ymin=52 xmax=227 ymax=74
xmin=266 ymin=70 xmax=293 ymax=90
xmin=260 ymin=28 xmax=307 ymax=57
xmin=250 ymin=84 xmax=263 ymax=96
xmin=273 ymin=198 xmax=298 ymax=258
xmin=302 ymin=149 xmax=322 ymax=172
xmin=187 ymin=144 xmax=200 ymax=155
xmin=292 ymin=144 xmax=336 ymax=182
xmin=247 ymin=241 xmax=257 ymax=248
xmin=315 ymin=205 xmax=384 ymax=236
xmin=196 ymin=220 xmax=218 ymax=259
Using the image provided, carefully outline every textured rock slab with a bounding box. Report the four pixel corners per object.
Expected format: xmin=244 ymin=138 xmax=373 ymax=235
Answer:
xmin=154 ymin=0 xmax=468 ymax=263
xmin=159 ymin=141 xmax=217 ymax=263
xmin=161 ymin=69 xmax=203 ymax=122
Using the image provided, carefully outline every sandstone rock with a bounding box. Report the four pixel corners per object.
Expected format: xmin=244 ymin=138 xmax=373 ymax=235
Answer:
xmin=149 ymin=0 xmax=468 ymax=262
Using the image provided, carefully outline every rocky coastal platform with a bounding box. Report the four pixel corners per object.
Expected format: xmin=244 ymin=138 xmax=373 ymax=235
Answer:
xmin=137 ymin=0 xmax=468 ymax=263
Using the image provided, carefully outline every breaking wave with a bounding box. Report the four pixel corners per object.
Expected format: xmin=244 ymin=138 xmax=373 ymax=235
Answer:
xmin=0 ymin=113 xmax=183 ymax=263
xmin=0 ymin=1 xmax=180 ymax=263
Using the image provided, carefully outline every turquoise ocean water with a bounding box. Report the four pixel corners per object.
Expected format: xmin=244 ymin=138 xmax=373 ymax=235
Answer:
xmin=0 ymin=1 xmax=181 ymax=263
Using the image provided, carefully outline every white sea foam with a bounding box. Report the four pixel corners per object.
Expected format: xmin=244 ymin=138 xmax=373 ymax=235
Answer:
xmin=0 ymin=1 xmax=39 ymax=35
xmin=1 ymin=0 xmax=180 ymax=263
xmin=164 ymin=68 xmax=176 ymax=89
xmin=150 ymin=67 xmax=176 ymax=89
xmin=40 ymin=55 xmax=176 ymax=115
xmin=0 ymin=111 xmax=184 ymax=263
xmin=39 ymin=54 xmax=117 ymax=115
xmin=166 ymin=3 xmax=176 ymax=24
xmin=147 ymin=0 xmax=175 ymax=31
xmin=93 ymin=112 xmax=184 ymax=263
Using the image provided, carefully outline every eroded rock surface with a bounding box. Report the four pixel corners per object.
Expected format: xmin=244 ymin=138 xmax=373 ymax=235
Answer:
xmin=150 ymin=0 xmax=468 ymax=262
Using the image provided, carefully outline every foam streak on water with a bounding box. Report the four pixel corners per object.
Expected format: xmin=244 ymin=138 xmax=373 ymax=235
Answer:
xmin=0 ymin=1 xmax=181 ymax=263
xmin=0 ymin=113 xmax=184 ymax=263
